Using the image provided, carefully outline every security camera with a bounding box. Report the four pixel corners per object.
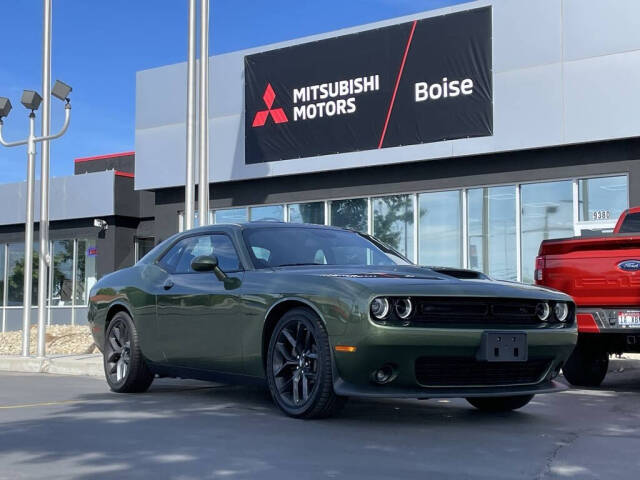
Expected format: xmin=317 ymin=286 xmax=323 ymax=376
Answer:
xmin=93 ymin=219 xmax=108 ymax=230
xmin=21 ymin=90 xmax=43 ymax=111
xmin=0 ymin=97 xmax=11 ymax=118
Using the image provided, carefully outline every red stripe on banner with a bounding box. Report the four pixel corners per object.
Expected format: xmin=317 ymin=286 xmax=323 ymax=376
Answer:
xmin=378 ymin=20 xmax=417 ymax=149
xmin=74 ymin=151 xmax=135 ymax=163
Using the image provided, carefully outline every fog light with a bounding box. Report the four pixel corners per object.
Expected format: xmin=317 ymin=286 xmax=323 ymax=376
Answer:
xmin=554 ymin=302 xmax=569 ymax=323
xmin=370 ymin=297 xmax=390 ymax=320
xmin=536 ymin=302 xmax=550 ymax=322
xmin=372 ymin=364 xmax=396 ymax=384
xmin=395 ymin=298 xmax=413 ymax=320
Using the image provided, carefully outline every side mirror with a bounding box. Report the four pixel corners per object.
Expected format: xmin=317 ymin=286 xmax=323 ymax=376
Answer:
xmin=191 ymin=255 xmax=227 ymax=281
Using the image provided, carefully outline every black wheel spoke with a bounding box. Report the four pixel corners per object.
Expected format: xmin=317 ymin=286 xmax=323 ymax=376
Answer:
xmin=302 ymin=374 xmax=309 ymax=401
xmin=276 ymin=342 xmax=295 ymax=362
xmin=292 ymin=372 xmax=300 ymax=404
xmin=107 ymin=319 xmax=132 ymax=385
xmin=107 ymin=350 xmax=120 ymax=363
xmin=108 ymin=335 xmax=121 ymax=352
xmin=282 ymin=329 xmax=297 ymax=350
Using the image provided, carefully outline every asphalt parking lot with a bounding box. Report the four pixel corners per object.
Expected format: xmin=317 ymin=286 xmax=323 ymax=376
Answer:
xmin=1 ymin=368 xmax=639 ymax=480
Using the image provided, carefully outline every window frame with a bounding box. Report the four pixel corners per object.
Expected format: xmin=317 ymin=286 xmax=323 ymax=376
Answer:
xmin=156 ymin=232 xmax=245 ymax=275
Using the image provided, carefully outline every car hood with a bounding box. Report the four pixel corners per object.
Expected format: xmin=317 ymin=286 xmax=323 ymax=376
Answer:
xmin=273 ymin=265 xmax=569 ymax=301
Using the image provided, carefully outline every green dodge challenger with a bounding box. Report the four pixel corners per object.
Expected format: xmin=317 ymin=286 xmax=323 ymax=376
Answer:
xmin=88 ymin=222 xmax=577 ymax=418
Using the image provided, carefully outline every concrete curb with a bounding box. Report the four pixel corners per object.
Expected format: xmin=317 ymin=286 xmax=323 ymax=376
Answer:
xmin=0 ymin=354 xmax=103 ymax=378
xmin=609 ymin=353 xmax=640 ymax=373
xmin=1 ymin=353 xmax=638 ymax=380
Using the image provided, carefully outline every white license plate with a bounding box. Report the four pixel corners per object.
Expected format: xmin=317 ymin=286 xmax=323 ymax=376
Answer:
xmin=618 ymin=311 xmax=640 ymax=326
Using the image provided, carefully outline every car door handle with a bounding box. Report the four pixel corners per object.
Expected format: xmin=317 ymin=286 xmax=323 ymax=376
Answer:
xmin=163 ymin=279 xmax=174 ymax=290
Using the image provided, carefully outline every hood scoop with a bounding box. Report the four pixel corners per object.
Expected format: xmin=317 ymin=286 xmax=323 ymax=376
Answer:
xmin=430 ymin=267 xmax=488 ymax=280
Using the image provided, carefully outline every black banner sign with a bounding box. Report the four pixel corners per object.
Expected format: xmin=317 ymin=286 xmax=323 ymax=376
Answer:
xmin=245 ymin=7 xmax=492 ymax=164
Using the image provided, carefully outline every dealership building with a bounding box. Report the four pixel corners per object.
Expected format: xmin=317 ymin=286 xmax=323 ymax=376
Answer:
xmin=1 ymin=0 xmax=640 ymax=330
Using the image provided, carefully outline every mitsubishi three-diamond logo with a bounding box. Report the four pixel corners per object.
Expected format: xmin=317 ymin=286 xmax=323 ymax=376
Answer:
xmin=252 ymin=83 xmax=288 ymax=127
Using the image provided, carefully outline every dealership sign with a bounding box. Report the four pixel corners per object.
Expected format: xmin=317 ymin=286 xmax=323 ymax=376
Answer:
xmin=245 ymin=7 xmax=492 ymax=164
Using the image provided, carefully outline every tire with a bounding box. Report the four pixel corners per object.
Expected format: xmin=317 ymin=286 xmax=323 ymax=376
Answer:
xmin=266 ymin=307 xmax=346 ymax=419
xmin=466 ymin=394 xmax=534 ymax=412
xmin=104 ymin=311 xmax=154 ymax=393
xmin=562 ymin=343 xmax=609 ymax=387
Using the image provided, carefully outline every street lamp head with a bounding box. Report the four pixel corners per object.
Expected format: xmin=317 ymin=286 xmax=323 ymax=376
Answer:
xmin=21 ymin=90 xmax=42 ymax=111
xmin=0 ymin=97 xmax=11 ymax=118
xmin=52 ymin=80 xmax=72 ymax=102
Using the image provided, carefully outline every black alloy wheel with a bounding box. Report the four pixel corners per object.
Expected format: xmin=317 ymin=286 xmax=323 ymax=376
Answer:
xmin=267 ymin=307 xmax=346 ymax=419
xmin=104 ymin=311 xmax=154 ymax=393
xmin=106 ymin=318 xmax=131 ymax=385
xmin=273 ymin=319 xmax=319 ymax=407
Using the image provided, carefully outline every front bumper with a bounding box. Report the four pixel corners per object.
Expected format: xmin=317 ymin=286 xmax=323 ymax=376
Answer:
xmin=331 ymin=324 xmax=577 ymax=398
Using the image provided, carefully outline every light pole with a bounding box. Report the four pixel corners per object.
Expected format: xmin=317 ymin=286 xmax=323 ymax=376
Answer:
xmin=0 ymin=81 xmax=72 ymax=356
xmin=198 ymin=0 xmax=210 ymax=226
xmin=38 ymin=0 xmax=52 ymax=358
xmin=184 ymin=0 xmax=197 ymax=231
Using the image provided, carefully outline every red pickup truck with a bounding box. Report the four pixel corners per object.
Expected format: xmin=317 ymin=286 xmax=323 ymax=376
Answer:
xmin=535 ymin=207 xmax=640 ymax=386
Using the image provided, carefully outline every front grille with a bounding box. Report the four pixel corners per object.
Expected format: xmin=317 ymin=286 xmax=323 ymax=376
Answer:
xmin=415 ymin=357 xmax=552 ymax=387
xmin=412 ymin=298 xmax=541 ymax=327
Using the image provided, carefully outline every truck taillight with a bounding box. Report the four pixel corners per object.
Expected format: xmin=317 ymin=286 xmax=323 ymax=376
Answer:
xmin=535 ymin=256 xmax=545 ymax=283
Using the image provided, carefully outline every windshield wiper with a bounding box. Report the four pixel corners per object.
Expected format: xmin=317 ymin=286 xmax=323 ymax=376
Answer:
xmin=275 ymin=262 xmax=325 ymax=267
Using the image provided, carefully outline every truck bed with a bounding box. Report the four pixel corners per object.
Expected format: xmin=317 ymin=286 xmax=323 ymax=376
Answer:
xmin=537 ymin=235 xmax=640 ymax=307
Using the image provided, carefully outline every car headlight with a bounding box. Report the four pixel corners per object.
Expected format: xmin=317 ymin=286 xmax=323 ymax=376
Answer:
xmin=370 ymin=297 xmax=390 ymax=320
xmin=395 ymin=298 xmax=413 ymax=320
xmin=554 ymin=302 xmax=569 ymax=323
xmin=536 ymin=302 xmax=551 ymax=322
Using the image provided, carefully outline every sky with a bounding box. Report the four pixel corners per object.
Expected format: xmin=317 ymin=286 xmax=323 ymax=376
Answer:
xmin=0 ymin=0 xmax=467 ymax=185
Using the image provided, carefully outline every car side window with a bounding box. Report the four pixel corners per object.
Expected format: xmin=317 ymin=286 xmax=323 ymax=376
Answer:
xmin=159 ymin=234 xmax=241 ymax=273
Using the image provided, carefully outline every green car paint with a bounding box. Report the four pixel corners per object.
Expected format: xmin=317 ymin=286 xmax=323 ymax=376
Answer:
xmin=88 ymin=223 xmax=577 ymax=398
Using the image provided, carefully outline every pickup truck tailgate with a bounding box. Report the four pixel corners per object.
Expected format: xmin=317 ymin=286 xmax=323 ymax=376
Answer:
xmin=537 ymin=236 xmax=640 ymax=307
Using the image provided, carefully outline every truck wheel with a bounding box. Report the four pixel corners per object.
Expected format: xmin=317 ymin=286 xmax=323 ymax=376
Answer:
xmin=562 ymin=344 xmax=609 ymax=387
xmin=466 ymin=394 xmax=534 ymax=412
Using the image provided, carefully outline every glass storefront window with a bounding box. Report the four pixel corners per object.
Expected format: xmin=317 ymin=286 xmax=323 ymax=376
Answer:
xmin=76 ymin=239 xmax=97 ymax=305
xmin=418 ymin=191 xmax=462 ymax=267
xmin=330 ymin=198 xmax=368 ymax=232
xmin=215 ymin=208 xmax=248 ymax=224
xmin=578 ymin=176 xmax=628 ymax=222
xmin=288 ymin=202 xmax=325 ymax=224
xmin=51 ymin=240 xmax=74 ymax=306
xmin=468 ymin=186 xmax=517 ymax=281
xmin=249 ymin=205 xmax=284 ymax=221
xmin=521 ymin=181 xmax=573 ymax=283
xmin=373 ymin=195 xmax=414 ymax=261
xmin=6 ymin=243 xmax=38 ymax=306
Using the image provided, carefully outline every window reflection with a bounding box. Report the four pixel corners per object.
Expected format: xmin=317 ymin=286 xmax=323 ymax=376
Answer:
xmin=51 ymin=240 xmax=74 ymax=306
xmin=6 ymin=243 xmax=38 ymax=306
xmin=521 ymin=181 xmax=573 ymax=283
xmin=373 ymin=195 xmax=414 ymax=261
xmin=330 ymin=198 xmax=368 ymax=233
xmin=288 ymin=202 xmax=325 ymax=224
xmin=468 ymin=186 xmax=517 ymax=281
xmin=250 ymin=205 xmax=284 ymax=222
xmin=578 ymin=176 xmax=628 ymax=222
xmin=76 ymin=240 xmax=97 ymax=305
xmin=419 ymin=191 xmax=462 ymax=267
xmin=215 ymin=208 xmax=248 ymax=224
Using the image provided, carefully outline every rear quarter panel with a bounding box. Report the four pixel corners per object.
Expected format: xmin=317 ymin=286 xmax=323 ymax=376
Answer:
xmin=89 ymin=264 xmax=164 ymax=362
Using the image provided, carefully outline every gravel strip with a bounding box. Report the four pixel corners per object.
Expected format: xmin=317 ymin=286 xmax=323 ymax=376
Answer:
xmin=0 ymin=325 xmax=97 ymax=356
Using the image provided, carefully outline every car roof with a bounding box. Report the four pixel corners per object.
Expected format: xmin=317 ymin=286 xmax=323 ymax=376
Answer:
xmin=185 ymin=221 xmax=349 ymax=233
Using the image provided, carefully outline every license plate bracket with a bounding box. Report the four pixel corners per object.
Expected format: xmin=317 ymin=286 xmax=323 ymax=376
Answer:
xmin=477 ymin=331 xmax=528 ymax=362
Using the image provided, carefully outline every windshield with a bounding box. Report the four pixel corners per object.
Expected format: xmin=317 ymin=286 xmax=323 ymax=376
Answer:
xmin=243 ymin=227 xmax=411 ymax=268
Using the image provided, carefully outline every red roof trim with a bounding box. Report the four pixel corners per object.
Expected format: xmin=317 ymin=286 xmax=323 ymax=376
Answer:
xmin=74 ymin=151 xmax=135 ymax=163
xmin=114 ymin=170 xmax=134 ymax=178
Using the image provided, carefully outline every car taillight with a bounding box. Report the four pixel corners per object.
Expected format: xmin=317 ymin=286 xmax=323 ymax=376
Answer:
xmin=534 ymin=256 xmax=545 ymax=283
